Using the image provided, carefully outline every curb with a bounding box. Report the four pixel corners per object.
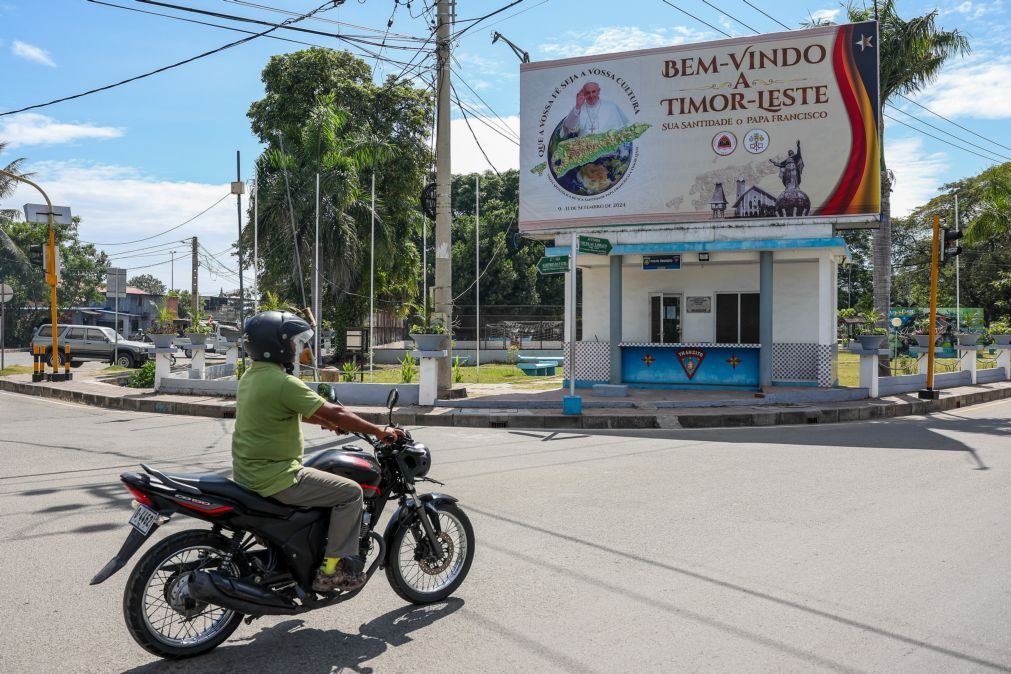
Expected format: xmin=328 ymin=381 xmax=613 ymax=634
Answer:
xmin=3 ymin=378 xmax=1011 ymax=429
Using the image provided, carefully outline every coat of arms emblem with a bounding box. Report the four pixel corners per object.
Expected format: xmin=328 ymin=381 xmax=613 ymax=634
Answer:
xmin=675 ymin=347 xmax=706 ymax=380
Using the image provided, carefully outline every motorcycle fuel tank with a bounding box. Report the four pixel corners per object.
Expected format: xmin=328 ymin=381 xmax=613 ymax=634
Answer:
xmin=303 ymin=448 xmax=381 ymax=488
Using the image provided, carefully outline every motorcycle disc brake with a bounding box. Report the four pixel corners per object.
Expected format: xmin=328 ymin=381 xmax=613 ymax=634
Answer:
xmin=418 ymin=532 xmax=454 ymax=574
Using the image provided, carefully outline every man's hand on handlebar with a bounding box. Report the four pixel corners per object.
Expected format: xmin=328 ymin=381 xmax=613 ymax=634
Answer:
xmin=378 ymin=425 xmax=407 ymax=445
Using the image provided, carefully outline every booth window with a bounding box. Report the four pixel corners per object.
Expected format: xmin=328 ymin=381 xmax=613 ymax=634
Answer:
xmin=716 ymin=293 xmax=760 ymax=344
xmin=650 ymin=293 xmax=681 ymax=343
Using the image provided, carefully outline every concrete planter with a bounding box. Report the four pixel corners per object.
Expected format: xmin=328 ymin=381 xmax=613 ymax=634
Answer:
xmin=956 ymin=333 xmax=980 ymax=347
xmin=914 ymin=334 xmax=934 ymax=348
xmin=186 ymin=333 xmax=208 ymax=345
xmin=857 ymin=334 xmax=887 ymax=351
xmin=149 ymin=333 xmax=176 ymax=348
xmin=308 ymin=381 xmax=419 ymax=406
xmin=991 ymin=334 xmax=1011 ymax=346
xmin=410 ymin=333 xmax=445 ymax=351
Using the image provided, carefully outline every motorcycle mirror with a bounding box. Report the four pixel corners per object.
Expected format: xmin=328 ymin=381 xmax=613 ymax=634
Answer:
xmin=386 ymin=388 xmax=399 ymax=425
xmin=318 ymin=382 xmax=339 ymax=404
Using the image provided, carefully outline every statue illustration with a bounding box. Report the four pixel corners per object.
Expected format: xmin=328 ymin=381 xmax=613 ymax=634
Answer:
xmin=770 ymin=140 xmax=810 ymax=217
xmin=769 ymin=140 xmax=804 ymax=190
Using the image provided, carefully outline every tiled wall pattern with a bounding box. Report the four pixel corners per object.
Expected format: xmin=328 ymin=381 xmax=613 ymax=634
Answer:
xmin=563 ymin=341 xmax=611 ymax=381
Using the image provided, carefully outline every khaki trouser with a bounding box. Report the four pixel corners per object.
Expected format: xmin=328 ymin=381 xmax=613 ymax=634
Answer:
xmin=272 ymin=467 xmax=363 ymax=559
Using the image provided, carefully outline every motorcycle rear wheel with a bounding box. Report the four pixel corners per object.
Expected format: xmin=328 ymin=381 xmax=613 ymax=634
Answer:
xmin=123 ymin=530 xmax=244 ymax=659
xmin=386 ymin=502 xmax=474 ymax=604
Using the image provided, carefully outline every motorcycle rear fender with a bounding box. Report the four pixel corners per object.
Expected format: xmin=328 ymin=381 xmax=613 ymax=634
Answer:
xmin=89 ymin=524 xmax=160 ymax=585
xmin=382 ymin=493 xmax=458 ymax=568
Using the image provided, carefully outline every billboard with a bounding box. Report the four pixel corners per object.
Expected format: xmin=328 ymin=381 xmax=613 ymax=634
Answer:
xmin=519 ymin=22 xmax=880 ymax=232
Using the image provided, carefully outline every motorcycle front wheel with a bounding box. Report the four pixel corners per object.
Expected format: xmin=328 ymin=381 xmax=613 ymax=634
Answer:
xmin=386 ymin=502 xmax=475 ymax=604
xmin=123 ymin=530 xmax=244 ymax=659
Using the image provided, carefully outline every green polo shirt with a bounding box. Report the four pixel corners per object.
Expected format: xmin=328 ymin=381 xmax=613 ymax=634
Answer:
xmin=231 ymin=361 xmax=326 ymax=497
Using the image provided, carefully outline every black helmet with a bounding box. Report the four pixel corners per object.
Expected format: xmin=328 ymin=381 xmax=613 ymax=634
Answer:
xmin=403 ymin=443 xmax=431 ymax=479
xmin=242 ymin=311 xmax=313 ymax=366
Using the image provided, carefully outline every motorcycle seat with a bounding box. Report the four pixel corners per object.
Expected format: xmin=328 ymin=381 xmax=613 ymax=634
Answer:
xmin=160 ymin=471 xmax=296 ymax=517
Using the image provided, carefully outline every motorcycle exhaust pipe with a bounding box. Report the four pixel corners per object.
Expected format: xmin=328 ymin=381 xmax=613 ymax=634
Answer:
xmin=187 ymin=570 xmax=299 ymax=616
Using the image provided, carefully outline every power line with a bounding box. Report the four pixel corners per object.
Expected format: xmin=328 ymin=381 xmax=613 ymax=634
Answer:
xmin=226 ymin=0 xmax=430 ymax=41
xmin=462 ymin=0 xmax=549 ymax=36
xmin=659 ymin=0 xmax=731 ymax=38
xmin=1 ymin=0 xmax=342 ymax=116
xmin=897 ymin=94 xmax=1011 ymax=154
xmin=887 ymin=105 xmax=1011 ymax=162
xmin=452 ymin=0 xmax=528 ymax=39
xmin=700 ymin=0 xmax=758 ymax=34
xmin=453 ymin=96 xmax=520 ymax=146
xmin=883 ymin=113 xmax=1005 ymax=164
xmin=452 ymin=82 xmax=501 ymax=174
xmin=451 ymin=59 xmax=520 ymax=141
xmin=738 ymin=0 xmax=791 ymax=30
xmin=79 ymin=194 xmax=229 ymax=246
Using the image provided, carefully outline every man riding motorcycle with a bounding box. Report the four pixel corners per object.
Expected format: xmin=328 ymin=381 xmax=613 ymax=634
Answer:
xmin=233 ymin=310 xmax=405 ymax=592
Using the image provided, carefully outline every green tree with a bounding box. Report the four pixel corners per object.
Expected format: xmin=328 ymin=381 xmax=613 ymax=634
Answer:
xmin=128 ymin=273 xmax=166 ymax=295
xmin=244 ymin=49 xmax=432 ymax=348
xmin=844 ymin=0 xmax=969 ymax=324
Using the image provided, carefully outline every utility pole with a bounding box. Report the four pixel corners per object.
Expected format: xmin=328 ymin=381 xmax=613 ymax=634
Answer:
xmin=191 ymin=236 xmax=199 ymax=319
xmin=434 ymin=0 xmax=455 ymax=392
xmin=170 ymin=250 xmax=175 ymax=292
xmin=234 ymin=151 xmax=246 ymax=334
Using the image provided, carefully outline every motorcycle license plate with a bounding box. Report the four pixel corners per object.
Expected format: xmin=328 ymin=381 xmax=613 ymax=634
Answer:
xmin=129 ymin=504 xmax=158 ymax=535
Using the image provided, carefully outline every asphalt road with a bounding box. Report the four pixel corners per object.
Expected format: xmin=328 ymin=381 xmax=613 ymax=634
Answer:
xmin=1 ymin=391 xmax=1009 ymax=673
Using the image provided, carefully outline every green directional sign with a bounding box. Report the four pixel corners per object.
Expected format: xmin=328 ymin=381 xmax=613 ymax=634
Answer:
xmin=537 ymin=255 xmax=570 ymax=274
xmin=578 ymin=235 xmax=612 ymax=255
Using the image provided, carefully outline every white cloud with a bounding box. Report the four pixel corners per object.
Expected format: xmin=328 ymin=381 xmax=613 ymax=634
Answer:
xmin=0 ymin=113 xmax=124 ymax=148
xmin=915 ymin=57 xmax=1011 ymax=120
xmin=808 ymin=8 xmax=841 ymax=24
xmin=451 ymin=115 xmax=519 ymax=175
xmin=539 ymin=26 xmax=712 ymax=59
xmin=883 ymin=136 xmax=948 ymax=216
xmin=12 ymin=40 xmax=55 ymax=67
xmin=0 ymin=161 xmax=243 ymax=290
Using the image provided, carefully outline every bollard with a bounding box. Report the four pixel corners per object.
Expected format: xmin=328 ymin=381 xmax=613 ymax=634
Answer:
xmin=64 ymin=344 xmax=72 ymax=380
xmin=32 ymin=346 xmax=44 ymax=382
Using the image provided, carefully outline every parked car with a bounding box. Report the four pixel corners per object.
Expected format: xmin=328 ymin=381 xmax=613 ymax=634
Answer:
xmin=32 ymin=324 xmax=152 ymax=368
xmin=175 ymin=323 xmax=242 ymax=358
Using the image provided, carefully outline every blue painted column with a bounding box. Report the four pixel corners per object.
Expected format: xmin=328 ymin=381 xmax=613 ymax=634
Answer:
xmin=609 ymin=255 xmax=622 ymax=384
xmin=760 ymin=251 xmax=773 ymax=390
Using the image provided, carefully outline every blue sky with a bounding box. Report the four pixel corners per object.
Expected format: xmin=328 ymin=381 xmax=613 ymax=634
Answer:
xmin=2 ymin=0 xmax=1009 ymax=293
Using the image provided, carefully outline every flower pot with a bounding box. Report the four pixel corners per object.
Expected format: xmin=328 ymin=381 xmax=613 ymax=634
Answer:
xmin=991 ymin=334 xmax=1011 ymax=346
xmin=956 ymin=333 xmax=979 ymax=347
xmin=857 ymin=334 xmax=886 ymax=351
xmin=150 ymin=333 xmax=176 ymax=348
xmin=186 ymin=333 xmax=208 ymax=346
xmin=914 ymin=334 xmax=935 ymax=348
xmin=411 ymin=333 xmax=445 ymax=351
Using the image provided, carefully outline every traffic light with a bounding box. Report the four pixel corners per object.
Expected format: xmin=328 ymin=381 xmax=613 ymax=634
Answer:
xmin=940 ymin=228 xmax=964 ymax=265
xmin=28 ymin=244 xmax=44 ymax=267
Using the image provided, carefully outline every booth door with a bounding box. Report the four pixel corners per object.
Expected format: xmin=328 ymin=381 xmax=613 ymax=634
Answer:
xmin=650 ymin=294 xmax=681 ymax=343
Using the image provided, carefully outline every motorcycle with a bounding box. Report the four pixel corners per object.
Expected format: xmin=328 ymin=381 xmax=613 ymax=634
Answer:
xmin=91 ymin=389 xmax=475 ymax=659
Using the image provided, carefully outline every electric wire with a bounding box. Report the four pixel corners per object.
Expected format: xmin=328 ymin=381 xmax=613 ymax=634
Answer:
xmin=700 ymin=0 xmax=758 ymax=34
xmin=79 ymin=195 xmax=229 ymax=246
xmin=0 ymin=1 xmax=341 ymax=116
xmin=226 ymin=0 xmax=430 ymax=41
xmin=451 ymin=58 xmax=520 ymax=141
xmin=887 ymin=106 xmax=1011 ymax=162
xmin=452 ymin=82 xmax=500 ymax=174
xmin=738 ymin=0 xmax=791 ymax=30
xmin=883 ymin=113 xmax=1004 ymax=164
xmin=659 ymin=0 xmax=731 ymax=38
xmin=897 ymin=93 xmax=1011 ymax=153
xmin=461 ymin=0 xmax=548 ymax=36
xmin=452 ymin=0 xmax=527 ymax=39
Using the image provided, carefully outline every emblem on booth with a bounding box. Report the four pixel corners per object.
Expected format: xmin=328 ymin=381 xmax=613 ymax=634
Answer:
xmin=641 ymin=354 xmax=655 ymax=367
xmin=675 ymin=348 xmax=706 ymax=380
xmin=726 ymin=354 xmax=741 ymax=369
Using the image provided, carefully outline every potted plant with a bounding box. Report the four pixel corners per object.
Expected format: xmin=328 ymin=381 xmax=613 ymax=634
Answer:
xmin=406 ymin=290 xmax=448 ymax=352
xmin=186 ymin=315 xmax=213 ymax=345
xmin=149 ymin=303 xmax=179 ymax=348
xmin=857 ymin=309 xmax=888 ymax=351
xmin=988 ymin=318 xmax=1011 ymax=346
xmin=912 ymin=318 xmax=935 ymax=348
xmin=956 ymin=312 xmax=983 ymax=347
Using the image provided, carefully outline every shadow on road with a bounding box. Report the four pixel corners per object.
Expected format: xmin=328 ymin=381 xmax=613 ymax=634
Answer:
xmin=122 ymin=598 xmax=463 ymax=673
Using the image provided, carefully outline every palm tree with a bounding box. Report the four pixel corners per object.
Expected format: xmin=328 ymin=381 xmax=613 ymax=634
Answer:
xmin=845 ymin=0 xmax=969 ymax=324
xmin=0 ymin=141 xmax=28 ymax=222
xmin=962 ymin=163 xmax=1011 ymax=245
xmin=251 ymin=95 xmax=396 ymax=320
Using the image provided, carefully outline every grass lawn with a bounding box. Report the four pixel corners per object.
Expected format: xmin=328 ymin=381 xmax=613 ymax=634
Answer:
xmin=836 ymin=351 xmax=987 ymax=388
xmin=334 ymin=363 xmax=563 ymax=390
xmin=0 ymin=365 xmax=33 ymax=376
